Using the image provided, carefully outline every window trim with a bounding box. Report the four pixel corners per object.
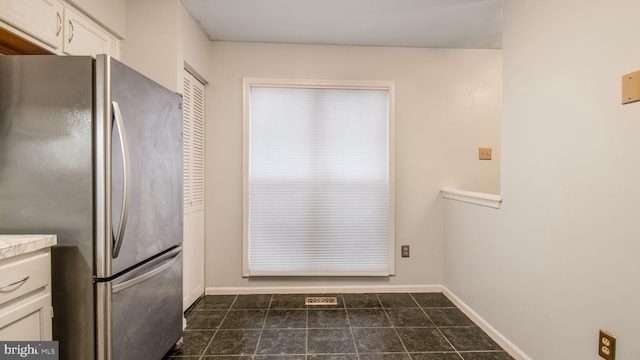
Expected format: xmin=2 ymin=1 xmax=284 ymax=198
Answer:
xmin=242 ymin=78 xmax=396 ymax=277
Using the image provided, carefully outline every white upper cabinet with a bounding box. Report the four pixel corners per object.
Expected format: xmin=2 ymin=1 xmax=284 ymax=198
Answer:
xmin=0 ymin=0 xmax=119 ymax=58
xmin=63 ymin=4 xmax=118 ymax=58
xmin=0 ymin=0 xmax=64 ymax=51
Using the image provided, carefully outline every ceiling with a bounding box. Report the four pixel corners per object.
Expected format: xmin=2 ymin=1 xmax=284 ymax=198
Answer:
xmin=181 ymin=0 xmax=504 ymax=49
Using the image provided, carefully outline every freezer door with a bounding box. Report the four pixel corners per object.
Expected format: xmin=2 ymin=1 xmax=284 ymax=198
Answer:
xmin=106 ymin=56 xmax=184 ymax=275
xmin=109 ymin=246 xmax=183 ymax=360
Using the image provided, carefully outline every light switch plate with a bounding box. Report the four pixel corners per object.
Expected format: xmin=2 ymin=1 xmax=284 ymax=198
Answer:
xmin=622 ymin=70 xmax=640 ymax=104
xmin=479 ymin=147 xmax=492 ymax=160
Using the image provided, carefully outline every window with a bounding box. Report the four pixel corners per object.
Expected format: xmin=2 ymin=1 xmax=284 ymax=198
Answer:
xmin=243 ymin=79 xmax=395 ymax=277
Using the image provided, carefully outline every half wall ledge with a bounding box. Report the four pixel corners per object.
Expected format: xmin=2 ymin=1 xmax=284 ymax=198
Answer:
xmin=441 ymin=188 xmax=502 ymax=209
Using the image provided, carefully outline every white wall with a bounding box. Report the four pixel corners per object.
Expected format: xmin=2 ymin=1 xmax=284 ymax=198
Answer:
xmin=444 ymin=0 xmax=640 ymax=359
xmin=177 ymin=4 xmax=211 ymax=86
xmin=206 ymin=42 xmax=501 ymax=291
xmin=122 ymin=0 xmax=211 ymax=92
xmin=122 ymin=0 xmax=179 ymax=91
xmin=441 ymin=54 xmax=502 ymax=194
xmin=67 ymin=0 xmax=126 ymax=37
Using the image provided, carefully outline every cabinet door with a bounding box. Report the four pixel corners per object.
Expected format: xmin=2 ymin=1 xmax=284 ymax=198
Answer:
xmin=63 ymin=4 xmax=118 ymax=58
xmin=0 ymin=292 xmax=52 ymax=341
xmin=0 ymin=0 xmax=63 ymax=51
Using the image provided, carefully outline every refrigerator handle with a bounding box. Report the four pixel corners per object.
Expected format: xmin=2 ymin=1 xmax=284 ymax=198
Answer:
xmin=111 ymin=248 xmax=181 ymax=293
xmin=111 ymin=101 xmax=130 ymax=258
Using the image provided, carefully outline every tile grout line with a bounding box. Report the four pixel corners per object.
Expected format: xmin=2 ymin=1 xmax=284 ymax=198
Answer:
xmin=344 ymin=293 xmax=361 ymax=360
xmin=409 ymin=293 xmax=464 ymax=360
xmin=305 ymin=294 xmax=309 ymax=360
xmin=378 ymin=294 xmax=413 ymax=359
xmin=251 ymin=294 xmax=274 ymax=359
xmin=198 ymin=294 xmax=238 ymax=360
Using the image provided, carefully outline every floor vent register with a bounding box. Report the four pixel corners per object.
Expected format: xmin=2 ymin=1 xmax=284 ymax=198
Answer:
xmin=305 ymin=296 xmax=338 ymax=306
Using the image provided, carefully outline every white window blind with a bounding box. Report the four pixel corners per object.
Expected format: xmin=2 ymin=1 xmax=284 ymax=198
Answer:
xmin=243 ymin=79 xmax=395 ymax=277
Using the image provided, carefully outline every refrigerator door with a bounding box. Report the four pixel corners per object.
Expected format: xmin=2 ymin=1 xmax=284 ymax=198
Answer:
xmin=105 ymin=56 xmax=184 ymax=276
xmin=0 ymin=56 xmax=96 ymax=360
xmin=109 ymin=246 xmax=183 ymax=360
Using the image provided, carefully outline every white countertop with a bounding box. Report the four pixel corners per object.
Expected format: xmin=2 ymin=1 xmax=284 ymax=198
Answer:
xmin=0 ymin=235 xmax=57 ymax=260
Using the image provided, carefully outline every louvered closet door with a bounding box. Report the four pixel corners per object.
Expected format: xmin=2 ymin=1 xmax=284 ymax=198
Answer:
xmin=183 ymin=72 xmax=205 ymax=212
xmin=182 ymin=69 xmax=205 ymax=310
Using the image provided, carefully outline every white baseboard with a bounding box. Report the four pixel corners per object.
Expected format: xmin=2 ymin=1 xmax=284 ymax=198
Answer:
xmin=205 ymin=284 xmax=442 ymax=295
xmin=442 ymin=286 xmax=532 ymax=360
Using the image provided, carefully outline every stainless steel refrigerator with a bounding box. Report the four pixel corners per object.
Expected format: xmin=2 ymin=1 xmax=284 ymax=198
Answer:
xmin=0 ymin=55 xmax=184 ymax=360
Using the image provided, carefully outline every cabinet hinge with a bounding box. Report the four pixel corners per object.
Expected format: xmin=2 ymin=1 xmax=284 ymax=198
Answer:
xmin=51 ymin=306 xmax=54 ymax=318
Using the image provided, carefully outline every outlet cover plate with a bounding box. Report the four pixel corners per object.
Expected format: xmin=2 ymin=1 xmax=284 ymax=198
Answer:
xmin=622 ymin=70 xmax=640 ymax=104
xmin=479 ymin=147 xmax=492 ymax=160
xmin=599 ymin=329 xmax=616 ymax=360
xmin=401 ymin=245 xmax=410 ymax=258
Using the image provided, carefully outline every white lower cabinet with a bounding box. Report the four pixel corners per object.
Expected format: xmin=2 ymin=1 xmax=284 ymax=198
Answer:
xmin=0 ymin=292 xmax=52 ymax=340
xmin=0 ymin=248 xmax=53 ymax=341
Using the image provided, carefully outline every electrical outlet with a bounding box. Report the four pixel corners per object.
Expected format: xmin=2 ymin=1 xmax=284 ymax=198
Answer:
xmin=599 ymin=329 xmax=616 ymax=360
xmin=401 ymin=245 xmax=410 ymax=258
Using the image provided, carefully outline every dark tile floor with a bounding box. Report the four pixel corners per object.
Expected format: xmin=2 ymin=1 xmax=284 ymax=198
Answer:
xmin=164 ymin=293 xmax=514 ymax=360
